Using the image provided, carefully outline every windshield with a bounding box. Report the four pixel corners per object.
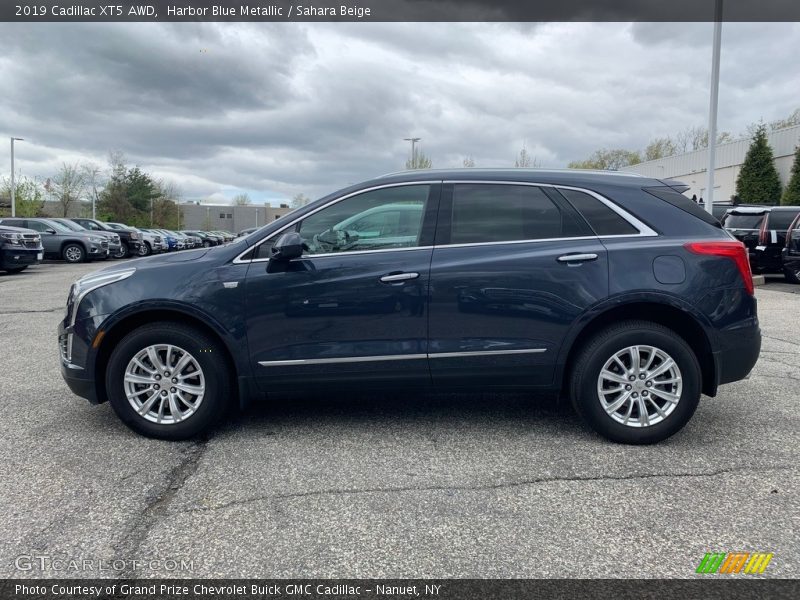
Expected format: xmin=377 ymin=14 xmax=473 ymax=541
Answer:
xmin=55 ymin=219 xmax=85 ymax=232
xmin=46 ymin=220 xmax=76 ymax=233
xmin=723 ymin=213 xmax=765 ymax=229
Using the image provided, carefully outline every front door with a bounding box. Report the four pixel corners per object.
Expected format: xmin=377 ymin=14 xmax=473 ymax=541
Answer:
xmin=244 ymin=183 xmax=439 ymax=391
xmin=427 ymin=182 xmax=609 ymax=388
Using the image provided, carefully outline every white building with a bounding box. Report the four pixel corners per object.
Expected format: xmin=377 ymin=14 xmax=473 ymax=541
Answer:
xmin=623 ymin=124 xmax=800 ymax=202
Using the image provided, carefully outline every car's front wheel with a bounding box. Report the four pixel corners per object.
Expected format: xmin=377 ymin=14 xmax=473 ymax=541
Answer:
xmin=569 ymin=320 xmax=701 ymax=444
xmin=138 ymin=242 xmax=152 ymax=257
xmin=115 ymin=242 xmax=129 ymax=259
xmin=106 ymin=322 xmax=233 ymax=439
xmin=62 ymin=243 xmax=86 ymax=263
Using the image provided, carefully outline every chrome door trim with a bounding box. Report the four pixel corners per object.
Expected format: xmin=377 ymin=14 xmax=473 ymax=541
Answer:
xmin=258 ymin=348 xmax=547 ymax=367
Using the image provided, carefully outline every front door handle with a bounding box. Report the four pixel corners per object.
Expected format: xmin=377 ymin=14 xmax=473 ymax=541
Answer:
xmin=557 ymin=253 xmax=598 ymax=263
xmin=380 ymin=272 xmax=419 ymax=283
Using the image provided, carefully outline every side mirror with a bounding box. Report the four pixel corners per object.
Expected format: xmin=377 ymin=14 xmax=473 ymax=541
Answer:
xmin=45 ymin=228 xmax=56 ymax=234
xmin=271 ymin=232 xmax=305 ymax=261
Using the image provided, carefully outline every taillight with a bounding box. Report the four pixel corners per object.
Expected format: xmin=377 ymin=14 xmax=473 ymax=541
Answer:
xmin=758 ymin=218 xmax=768 ymax=245
xmin=684 ymin=241 xmax=754 ymax=296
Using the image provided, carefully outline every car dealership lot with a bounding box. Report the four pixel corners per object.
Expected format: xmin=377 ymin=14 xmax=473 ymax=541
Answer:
xmin=0 ymin=263 xmax=797 ymax=578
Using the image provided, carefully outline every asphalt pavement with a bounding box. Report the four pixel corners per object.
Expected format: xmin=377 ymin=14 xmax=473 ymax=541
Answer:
xmin=0 ymin=262 xmax=797 ymax=579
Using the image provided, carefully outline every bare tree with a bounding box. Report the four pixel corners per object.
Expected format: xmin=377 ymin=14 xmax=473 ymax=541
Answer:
xmin=233 ymin=193 xmax=252 ymax=206
xmin=291 ymin=193 xmax=311 ymax=208
xmin=405 ymin=151 xmax=433 ymax=170
xmin=51 ymin=163 xmax=86 ymax=217
xmin=462 ymin=156 xmax=475 ymax=167
xmin=514 ymin=143 xmax=539 ymax=168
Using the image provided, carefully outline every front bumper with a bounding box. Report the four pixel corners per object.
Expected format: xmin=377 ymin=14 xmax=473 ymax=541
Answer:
xmin=1 ymin=246 xmax=42 ymax=268
xmin=58 ymin=317 xmax=101 ymax=404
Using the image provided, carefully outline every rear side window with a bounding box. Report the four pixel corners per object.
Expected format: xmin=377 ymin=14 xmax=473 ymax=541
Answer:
xmin=559 ymin=189 xmax=638 ymax=236
xmin=645 ymin=187 xmax=722 ymax=228
xmin=768 ymin=210 xmax=800 ymax=230
xmin=722 ymin=213 xmax=765 ymax=229
xmin=450 ymin=184 xmax=582 ymax=244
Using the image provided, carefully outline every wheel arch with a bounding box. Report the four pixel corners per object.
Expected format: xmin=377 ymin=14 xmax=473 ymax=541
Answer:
xmin=92 ymin=307 xmax=241 ymax=406
xmin=558 ymin=298 xmax=718 ymax=398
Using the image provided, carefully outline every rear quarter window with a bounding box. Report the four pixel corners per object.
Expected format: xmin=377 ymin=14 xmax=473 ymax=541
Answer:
xmin=558 ymin=188 xmax=638 ymax=236
xmin=722 ymin=213 xmax=765 ymax=229
xmin=644 ymin=187 xmax=722 ymax=228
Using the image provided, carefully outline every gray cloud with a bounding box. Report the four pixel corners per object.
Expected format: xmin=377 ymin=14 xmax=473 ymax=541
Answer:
xmin=0 ymin=22 xmax=798 ymax=204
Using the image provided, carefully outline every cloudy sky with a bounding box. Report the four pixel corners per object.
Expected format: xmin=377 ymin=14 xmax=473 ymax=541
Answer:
xmin=0 ymin=21 xmax=798 ymax=205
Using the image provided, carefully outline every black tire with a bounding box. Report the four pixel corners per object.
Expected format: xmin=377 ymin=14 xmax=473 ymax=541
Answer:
xmin=784 ymin=266 xmax=800 ymax=284
xmin=203 ymin=240 xmax=211 ymax=248
xmin=569 ymin=320 xmax=701 ymax=444
xmin=2 ymin=266 xmax=27 ymax=274
xmin=62 ymin=243 xmax=86 ymax=264
xmin=105 ymin=322 xmax=234 ymax=440
xmin=116 ymin=242 xmax=129 ymax=259
xmin=138 ymin=242 xmax=152 ymax=257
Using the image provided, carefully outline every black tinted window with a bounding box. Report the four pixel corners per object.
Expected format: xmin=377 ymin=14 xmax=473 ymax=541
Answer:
xmin=769 ymin=210 xmax=800 ymax=230
xmin=450 ymin=184 xmax=580 ymax=244
xmin=645 ymin=187 xmax=721 ymax=228
xmin=559 ymin=189 xmax=638 ymax=236
xmin=722 ymin=213 xmax=765 ymax=229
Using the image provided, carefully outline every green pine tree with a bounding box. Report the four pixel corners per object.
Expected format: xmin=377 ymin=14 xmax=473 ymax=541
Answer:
xmin=781 ymin=146 xmax=800 ymax=206
xmin=735 ymin=124 xmax=782 ymax=204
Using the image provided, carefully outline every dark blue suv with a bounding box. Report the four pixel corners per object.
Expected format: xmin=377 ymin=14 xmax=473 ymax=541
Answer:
xmin=58 ymin=170 xmax=760 ymax=444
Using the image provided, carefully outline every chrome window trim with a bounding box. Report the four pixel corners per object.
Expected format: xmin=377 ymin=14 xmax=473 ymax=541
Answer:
xmin=258 ymin=348 xmax=547 ymax=367
xmin=235 ymin=180 xmax=657 ymax=264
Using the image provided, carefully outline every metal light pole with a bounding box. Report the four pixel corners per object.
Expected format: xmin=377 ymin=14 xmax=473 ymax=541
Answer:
xmin=10 ymin=137 xmax=23 ymax=217
xmin=255 ymin=208 xmax=258 ymax=228
xmin=705 ymin=0 xmax=723 ymax=214
xmin=404 ymin=137 xmax=421 ymax=169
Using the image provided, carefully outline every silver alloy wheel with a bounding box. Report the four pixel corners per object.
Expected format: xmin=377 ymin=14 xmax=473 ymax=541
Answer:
xmin=64 ymin=246 xmax=83 ymax=262
xmin=123 ymin=344 xmax=206 ymax=424
xmin=138 ymin=243 xmax=150 ymax=257
xmin=596 ymin=345 xmax=682 ymax=428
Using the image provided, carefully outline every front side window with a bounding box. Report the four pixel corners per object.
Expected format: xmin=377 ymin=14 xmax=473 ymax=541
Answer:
xmin=299 ymin=185 xmax=429 ymax=255
xmin=450 ymin=184 xmax=581 ymax=244
xmin=24 ymin=220 xmax=49 ymax=233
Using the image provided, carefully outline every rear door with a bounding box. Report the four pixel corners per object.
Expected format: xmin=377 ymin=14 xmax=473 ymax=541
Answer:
xmin=760 ymin=209 xmax=800 ymax=272
xmin=427 ymin=182 xmax=609 ymax=388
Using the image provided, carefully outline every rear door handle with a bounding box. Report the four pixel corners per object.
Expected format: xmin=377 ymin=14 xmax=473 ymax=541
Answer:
xmin=380 ymin=272 xmax=419 ymax=283
xmin=557 ymin=253 xmax=598 ymax=263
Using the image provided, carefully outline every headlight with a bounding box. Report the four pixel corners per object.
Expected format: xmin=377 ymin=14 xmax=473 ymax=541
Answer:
xmin=67 ymin=268 xmax=136 ymax=326
xmin=129 ymin=231 xmax=140 ymax=240
xmin=0 ymin=232 xmax=22 ymax=245
xmin=88 ymin=236 xmax=104 ymax=243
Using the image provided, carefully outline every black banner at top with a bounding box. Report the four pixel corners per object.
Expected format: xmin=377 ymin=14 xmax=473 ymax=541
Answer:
xmin=3 ymin=0 xmax=800 ymax=22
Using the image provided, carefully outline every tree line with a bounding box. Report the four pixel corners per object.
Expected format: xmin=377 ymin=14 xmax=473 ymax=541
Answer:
xmin=0 ymin=151 xmax=184 ymax=228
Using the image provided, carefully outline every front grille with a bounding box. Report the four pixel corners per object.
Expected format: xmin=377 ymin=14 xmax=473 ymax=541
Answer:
xmin=21 ymin=233 xmax=40 ymax=248
xmin=101 ymin=241 xmax=109 ymax=249
xmin=22 ymin=240 xmax=40 ymax=248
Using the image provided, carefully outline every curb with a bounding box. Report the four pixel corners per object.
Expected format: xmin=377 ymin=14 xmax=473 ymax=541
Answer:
xmin=753 ymin=275 xmax=766 ymax=287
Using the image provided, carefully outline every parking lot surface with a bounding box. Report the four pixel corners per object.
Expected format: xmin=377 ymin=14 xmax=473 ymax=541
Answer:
xmin=0 ymin=262 xmax=797 ymax=578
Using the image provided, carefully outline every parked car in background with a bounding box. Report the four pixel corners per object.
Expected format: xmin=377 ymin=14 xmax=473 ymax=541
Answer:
xmin=60 ymin=169 xmax=760 ymax=444
xmin=134 ymin=229 xmax=164 ymax=257
xmin=721 ymin=206 xmax=800 ymax=275
xmin=238 ymin=227 xmax=258 ymax=237
xmin=0 ymin=217 xmax=108 ymax=263
xmin=182 ymin=230 xmax=219 ymax=247
xmin=171 ymin=231 xmax=196 ymax=248
xmin=70 ymin=218 xmax=142 ymax=259
xmin=51 ymin=218 xmax=121 ymax=258
xmin=157 ymin=229 xmax=182 ymax=251
xmin=0 ymin=224 xmax=43 ymax=273
xmin=213 ymin=231 xmax=235 ymax=243
xmin=781 ymin=212 xmax=800 ymax=284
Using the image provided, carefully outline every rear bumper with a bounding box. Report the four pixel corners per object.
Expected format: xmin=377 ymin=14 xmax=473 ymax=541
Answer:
xmin=716 ymin=319 xmax=761 ymax=387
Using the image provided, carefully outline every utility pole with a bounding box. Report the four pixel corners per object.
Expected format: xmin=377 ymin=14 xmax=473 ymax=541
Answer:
xmin=404 ymin=137 xmax=421 ymax=169
xmin=705 ymin=0 xmax=723 ymax=214
xmin=10 ymin=137 xmax=23 ymax=217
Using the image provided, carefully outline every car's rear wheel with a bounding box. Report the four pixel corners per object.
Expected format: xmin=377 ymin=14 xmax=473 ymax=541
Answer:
xmin=202 ymin=240 xmax=211 ymax=248
xmin=783 ymin=266 xmax=800 ymax=284
xmin=569 ymin=320 xmax=701 ymax=444
xmin=62 ymin=243 xmax=86 ymax=263
xmin=106 ymin=322 xmax=233 ymax=439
